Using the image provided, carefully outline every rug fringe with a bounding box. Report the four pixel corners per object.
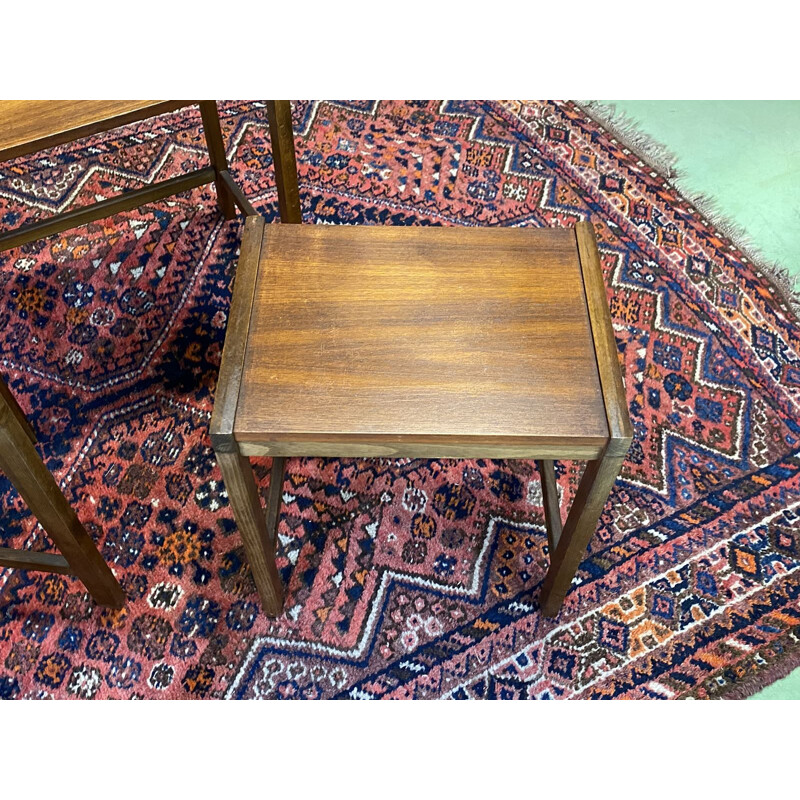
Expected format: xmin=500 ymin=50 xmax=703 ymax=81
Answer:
xmin=576 ymin=101 xmax=800 ymax=320
xmin=576 ymin=101 xmax=682 ymax=178
xmin=722 ymin=646 xmax=800 ymax=700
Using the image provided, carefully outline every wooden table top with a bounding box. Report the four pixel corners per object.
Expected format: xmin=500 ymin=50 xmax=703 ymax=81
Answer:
xmin=229 ymin=223 xmax=611 ymax=459
xmin=0 ymin=101 xmax=186 ymax=161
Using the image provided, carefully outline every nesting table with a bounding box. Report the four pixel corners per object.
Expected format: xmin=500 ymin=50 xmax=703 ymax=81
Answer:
xmin=0 ymin=100 xmax=301 ymax=252
xmin=0 ymin=100 xmax=301 ymax=606
xmin=210 ymin=218 xmax=632 ymax=618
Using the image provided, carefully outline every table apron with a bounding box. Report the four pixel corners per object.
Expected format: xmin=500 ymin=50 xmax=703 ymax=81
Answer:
xmin=236 ymin=440 xmax=606 ymax=460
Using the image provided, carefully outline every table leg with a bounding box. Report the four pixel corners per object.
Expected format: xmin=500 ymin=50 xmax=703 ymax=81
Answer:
xmin=539 ymin=451 xmax=625 ymax=618
xmin=536 ymin=459 xmax=563 ymax=553
xmin=0 ymin=375 xmax=36 ymax=444
xmin=0 ymin=388 xmax=125 ymax=608
xmin=199 ymin=100 xmax=237 ymax=220
xmin=216 ymin=450 xmax=285 ymax=616
xmin=266 ymin=101 xmax=302 ymax=224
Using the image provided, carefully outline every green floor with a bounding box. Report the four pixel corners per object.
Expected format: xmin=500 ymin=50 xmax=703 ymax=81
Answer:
xmin=602 ymin=101 xmax=800 ymax=281
xmin=604 ymin=101 xmax=800 ymax=700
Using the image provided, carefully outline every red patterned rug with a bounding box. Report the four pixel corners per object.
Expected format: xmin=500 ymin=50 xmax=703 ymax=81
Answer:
xmin=1 ymin=101 xmax=799 ymax=699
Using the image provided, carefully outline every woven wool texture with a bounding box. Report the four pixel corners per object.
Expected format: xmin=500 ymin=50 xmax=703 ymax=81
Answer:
xmin=0 ymin=101 xmax=799 ymax=699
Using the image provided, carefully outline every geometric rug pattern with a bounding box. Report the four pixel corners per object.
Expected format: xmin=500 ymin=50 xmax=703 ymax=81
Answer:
xmin=0 ymin=101 xmax=798 ymax=698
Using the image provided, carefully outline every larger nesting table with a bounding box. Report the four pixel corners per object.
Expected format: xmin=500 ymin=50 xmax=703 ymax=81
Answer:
xmin=210 ymin=218 xmax=632 ymax=618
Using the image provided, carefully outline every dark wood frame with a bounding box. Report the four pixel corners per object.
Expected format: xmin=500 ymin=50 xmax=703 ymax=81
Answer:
xmin=0 ymin=374 xmax=125 ymax=607
xmin=0 ymin=100 xmax=302 ymax=252
xmin=536 ymin=222 xmax=633 ymax=615
xmin=0 ymin=100 xmax=302 ymax=606
xmin=210 ymin=217 xmax=285 ymax=615
xmin=209 ymin=219 xmax=632 ymax=619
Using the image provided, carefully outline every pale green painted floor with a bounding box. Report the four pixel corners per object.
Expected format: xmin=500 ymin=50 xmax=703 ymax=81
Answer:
xmin=604 ymin=101 xmax=800 ymax=280
xmin=605 ymin=101 xmax=800 ymax=700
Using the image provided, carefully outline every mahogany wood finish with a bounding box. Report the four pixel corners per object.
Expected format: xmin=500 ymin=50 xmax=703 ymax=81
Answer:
xmin=210 ymin=217 xmax=284 ymax=614
xmin=0 ymin=376 xmax=125 ymax=607
xmin=0 ymin=167 xmax=216 ymax=252
xmin=536 ymin=460 xmax=563 ymax=553
xmin=219 ymin=171 xmax=257 ymax=217
xmin=538 ymin=453 xmax=625 ymax=616
xmin=0 ymin=99 xmax=303 ymax=252
xmin=0 ymin=102 xmax=302 ymax=604
xmin=210 ymin=216 xmax=266 ymax=455
xmin=210 ymin=219 xmax=632 ymax=618
xmin=0 ymin=100 xmax=186 ymax=161
xmin=0 ymin=547 xmax=71 ymax=574
xmin=236 ymin=225 xmax=608 ymax=453
xmin=574 ymin=221 xmax=633 ymax=455
xmin=216 ymin=451 xmax=284 ymax=616
xmin=0 ymin=374 xmax=36 ymax=445
xmin=265 ymin=457 xmax=287 ymax=545
xmin=266 ymin=101 xmax=302 ymax=223
xmin=536 ymin=220 xmax=634 ymax=615
xmin=199 ymin=100 xmax=237 ymax=220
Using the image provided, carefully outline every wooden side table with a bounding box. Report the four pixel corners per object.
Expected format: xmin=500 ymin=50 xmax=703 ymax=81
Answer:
xmin=0 ymin=99 xmax=301 ymax=252
xmin=210 ymin=218 xmax=632 ymax=618
xmin=0 ymin=101 xmax=302 ymax=606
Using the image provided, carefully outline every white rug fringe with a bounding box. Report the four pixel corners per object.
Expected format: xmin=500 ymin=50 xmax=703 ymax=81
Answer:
xmin=576 ymin=101 xmax=800 ymax=319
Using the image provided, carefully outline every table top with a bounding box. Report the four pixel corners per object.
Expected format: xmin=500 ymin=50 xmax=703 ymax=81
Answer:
xmin=222 ymin=221 xmax=617 ymax=459
xmin=0 ymin=101 xmax=185 ymax=161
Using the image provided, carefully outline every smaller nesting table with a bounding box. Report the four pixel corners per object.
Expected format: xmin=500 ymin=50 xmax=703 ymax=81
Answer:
xmin=210 ymin=218 xmax=632 ymax=618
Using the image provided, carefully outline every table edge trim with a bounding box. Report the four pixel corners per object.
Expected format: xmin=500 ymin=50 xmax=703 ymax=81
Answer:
xmin=210 ymin=215 xmax=266 ymax=452
xmin=575 ymin=220 xmax=634 ymax=458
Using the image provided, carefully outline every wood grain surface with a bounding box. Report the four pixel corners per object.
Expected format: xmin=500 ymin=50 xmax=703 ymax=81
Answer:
xmin=539 ymin=451 xmax=626 ymax=617
xmin=0 ymin=384 xmax=125 ymax=607
xmin=0 ymin=546 xmax=71 ymax=574
xmin=0 ymin=167 xmax=215 ymax=252
xmin=234 ymin=224 xmax=609 ymax=456
xmin=266 ymin=101 xmax=302 ymax=223
xmin=536 ymin=459 xmax=563 ymax=552
xmin=575 ymin=221 xmax=633 ymax=455
xmin=215 ymin=451 xmax=284 ymax=616
xmin=209 ymin=216 xmax=266 ymax=452
xmin=0 ymin=100 xmax=186 ymax=161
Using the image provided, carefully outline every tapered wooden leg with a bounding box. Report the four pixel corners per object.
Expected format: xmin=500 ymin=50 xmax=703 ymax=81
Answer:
xmin=266 ymin=100 xmax=302 ymax=224
xmin=0 ymin=386 xmax=125 ymax=608
xmin=199 ymin=100 xmax=237 ymax=220
xmin=536 ymin=459 xmax=563 ymax=553
xmin=217 ymin=450 xmax=285 ymax=616
xmin=0 ymin=376 xmax=36 ymax=444
xmin=539 ymin=451 xmax=625 ymax=618
xmin=264 ymin=457 xmax=287 ymax=546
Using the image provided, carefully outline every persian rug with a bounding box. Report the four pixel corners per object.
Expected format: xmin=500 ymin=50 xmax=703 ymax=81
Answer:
xmin=0 ymin=101 xmax=799 ymax=700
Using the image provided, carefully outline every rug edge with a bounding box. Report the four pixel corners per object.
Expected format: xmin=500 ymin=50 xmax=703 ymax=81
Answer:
xmin=575 ymin=100 xmax=800 ymax=321
xmin=722 ymin=646 xmax=800 ymax=700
